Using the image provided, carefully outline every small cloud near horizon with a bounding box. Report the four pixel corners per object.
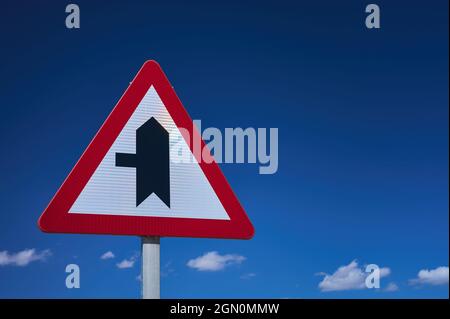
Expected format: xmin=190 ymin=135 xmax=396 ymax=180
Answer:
xmin=384 ymin=282 xmax=399 ymax=292
xmin=187 ymin=251 xmax=245 ymax=271
xmin=317 ymin=260 xmax=391 ymax=292
xmin=409 ymin=266 xmax=449 ymax=286
xmin=100 ymin=251 xmax=115 ymax=260
xmin=116 ymin=253 xmax=139 ymax=269
xmin=0 ymin=249 xmax=51 ymax=267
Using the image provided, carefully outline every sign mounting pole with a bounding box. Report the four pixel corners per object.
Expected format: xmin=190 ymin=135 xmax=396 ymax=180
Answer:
xmin=141 ymin=236 xmax=160 ymax=299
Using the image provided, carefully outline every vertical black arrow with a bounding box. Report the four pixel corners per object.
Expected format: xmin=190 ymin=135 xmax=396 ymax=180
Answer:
xmin=115 ymin=117 xmax=170 ymax=207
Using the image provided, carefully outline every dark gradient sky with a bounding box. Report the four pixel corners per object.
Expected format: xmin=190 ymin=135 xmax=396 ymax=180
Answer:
xmin=0 ymin=1 xmax=448 ymax=298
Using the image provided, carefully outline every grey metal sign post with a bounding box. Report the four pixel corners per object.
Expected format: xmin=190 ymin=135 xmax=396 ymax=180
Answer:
xmin=141 ymin=236 xmax=160 ymax=299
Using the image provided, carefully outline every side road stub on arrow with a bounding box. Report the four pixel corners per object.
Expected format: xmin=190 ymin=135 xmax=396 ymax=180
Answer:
xmin=38 ymin=60 xmax=254 ymax=239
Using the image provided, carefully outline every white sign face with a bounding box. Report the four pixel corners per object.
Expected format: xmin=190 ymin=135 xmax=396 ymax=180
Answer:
xmin=69 ymin=86 xmax=229 ymax=220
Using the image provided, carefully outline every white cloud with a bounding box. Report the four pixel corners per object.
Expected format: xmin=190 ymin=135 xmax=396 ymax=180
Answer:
xmin=0 ymin=249 xmax=51 ymax=267
xmin=100 ymin=251 xmax=115 ymax=260
xmin=385 ymin=282 xmax=399 ymax=292
xmin=379 ymin=267 xmax=391 ymax=277
xmin=187 ymin=251 xmax=245 ymax=271
xmin=409 ymin=266 xmax=449 ymax=286
xmin=116 ymin=258 xmax=135 ymax=269
xmin=116 ymin=253 xmax=139 ymax=269
xmin=318 ymin=260 xmax=391 ymax=292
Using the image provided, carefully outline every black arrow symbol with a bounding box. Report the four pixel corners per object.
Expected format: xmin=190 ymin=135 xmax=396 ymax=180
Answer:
xmin=115 ymin=117 xmax=170 ymax=208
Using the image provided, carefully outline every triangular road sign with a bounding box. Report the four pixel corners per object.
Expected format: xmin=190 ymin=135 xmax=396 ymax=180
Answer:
xmin=38 ymin=61 xmax=254 ymax=239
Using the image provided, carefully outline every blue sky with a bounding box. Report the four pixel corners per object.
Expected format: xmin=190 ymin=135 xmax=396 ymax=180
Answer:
xmin=0 ymin=1 xmax=448 ymax=298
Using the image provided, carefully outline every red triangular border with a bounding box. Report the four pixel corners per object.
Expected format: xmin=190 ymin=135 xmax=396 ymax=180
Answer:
xmin=38 ymin=61 xmax=254 ymax=239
